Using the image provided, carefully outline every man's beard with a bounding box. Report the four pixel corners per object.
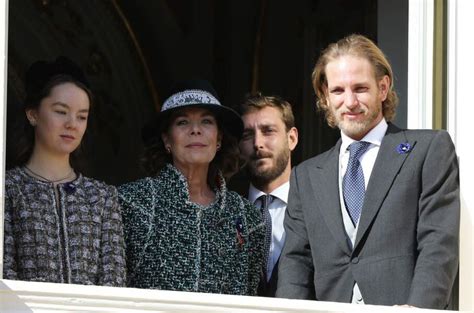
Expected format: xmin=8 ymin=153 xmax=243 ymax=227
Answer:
xmin=247 ymin=146 xmax=290 ymax=188
xmin=331 ymin=105 xmax=381 ymax=139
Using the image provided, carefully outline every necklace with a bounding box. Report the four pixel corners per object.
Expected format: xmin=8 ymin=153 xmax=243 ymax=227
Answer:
xmin=24 ymin=166 xmax=74 ymax=183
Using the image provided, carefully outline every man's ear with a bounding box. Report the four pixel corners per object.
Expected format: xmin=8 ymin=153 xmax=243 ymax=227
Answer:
xmin=379 ymin=75 xmax=390 ymax=101
xmin=323 ymin=86 xmax=330 ymax=104
xmin=288 ymin=127 xmax=298 ymax=151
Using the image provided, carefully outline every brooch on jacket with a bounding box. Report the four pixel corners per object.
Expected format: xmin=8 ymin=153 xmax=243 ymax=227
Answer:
xmin=64 ymin=182 xmax=76 ymax=194
xmin=235 ymin=217 xmax=245 ymax=249
xmin=396 ymin=142 xmax=412 ymax=154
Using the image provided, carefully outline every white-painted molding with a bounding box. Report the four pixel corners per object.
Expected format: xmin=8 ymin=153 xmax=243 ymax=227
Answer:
xmin=447 ymin=0 xmax=474 ymax=311
xmin=0 ymin=0 xmax=8 ymax=280
xmin=407 ymin=0 xmax=434 ymax=129
xmin=0 ymin=279 xmax=470 ymax=313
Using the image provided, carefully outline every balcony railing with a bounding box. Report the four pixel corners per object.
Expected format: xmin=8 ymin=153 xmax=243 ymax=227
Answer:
xmin=0 ymin=279 xmax=470 ymax=313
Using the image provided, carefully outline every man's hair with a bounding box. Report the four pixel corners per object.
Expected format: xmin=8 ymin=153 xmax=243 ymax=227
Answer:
xmin=312 ymin=34 xmax=399 ymax=128
xmin=239 ymin=93 xmax=295 ymax=131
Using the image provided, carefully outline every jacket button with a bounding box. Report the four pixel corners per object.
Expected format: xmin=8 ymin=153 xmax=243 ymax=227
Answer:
xmin=218 ymin=248 xmax=225 ymax=256
xmin=351 ymin=257 xmax=359 ymax=264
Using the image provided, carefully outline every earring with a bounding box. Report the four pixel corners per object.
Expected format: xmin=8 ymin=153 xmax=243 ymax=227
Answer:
xmin=216 ymin=143 xmax=221 ymax=151
xmin=166 ymin=146 xmax=171 ymax=154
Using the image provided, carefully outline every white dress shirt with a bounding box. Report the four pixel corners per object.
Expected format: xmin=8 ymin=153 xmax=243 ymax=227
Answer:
xmin=249 ymin=182 xmax=289 ymax=280
xmin=338 ymin=118 xmax=387 ymax=304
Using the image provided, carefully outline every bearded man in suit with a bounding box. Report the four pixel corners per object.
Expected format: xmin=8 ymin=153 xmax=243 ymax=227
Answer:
xmin=276 ymin=34 xmax=459 ymax=309
xmin=239 ymin=94 xmax=298 ymax=297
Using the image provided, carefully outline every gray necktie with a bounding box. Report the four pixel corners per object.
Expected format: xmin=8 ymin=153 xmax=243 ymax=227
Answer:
xmin=258 ymin=194 xmax=273 ymax=281
xmin=343 ymin=141 xmax=371 ymax=225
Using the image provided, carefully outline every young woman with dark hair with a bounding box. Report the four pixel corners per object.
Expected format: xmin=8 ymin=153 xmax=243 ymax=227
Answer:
xmin=3 ymin=57 xmax=126 ymax=286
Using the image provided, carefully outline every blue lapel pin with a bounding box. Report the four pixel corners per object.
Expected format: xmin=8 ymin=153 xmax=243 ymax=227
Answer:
xmin=396 ymin=142 xmax=412 ymax=154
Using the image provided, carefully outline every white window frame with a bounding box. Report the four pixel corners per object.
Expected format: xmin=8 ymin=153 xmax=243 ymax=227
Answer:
xmin=407 ymin=0 xmax=473 ymax=311
xmin=407 ymin=0 xmax=434 ymax=129
xmin=446 ymin=0 xmax=474 ymax=311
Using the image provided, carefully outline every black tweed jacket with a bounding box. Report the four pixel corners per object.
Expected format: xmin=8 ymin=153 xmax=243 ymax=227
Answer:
xmin=118 ymin=164 xmax=265 ymax=295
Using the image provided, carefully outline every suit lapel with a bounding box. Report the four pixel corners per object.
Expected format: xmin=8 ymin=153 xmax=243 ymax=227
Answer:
xmin=309 ymin=139 xmax=352 ymax=256
xmin=354 ymin=124 xmax=416 ymax=250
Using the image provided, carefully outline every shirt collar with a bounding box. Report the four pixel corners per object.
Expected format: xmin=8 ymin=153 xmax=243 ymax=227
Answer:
xmin=248 ymin=181 xmax=290 ymax=204
xmin=340 ymin=118 xmax=388 ymax=156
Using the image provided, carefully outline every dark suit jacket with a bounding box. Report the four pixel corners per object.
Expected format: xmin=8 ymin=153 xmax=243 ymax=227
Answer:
xmin=257 ymin=259 xmax=279 ymax=297
xmin=276 ymin=124 xmax=459 ymax=309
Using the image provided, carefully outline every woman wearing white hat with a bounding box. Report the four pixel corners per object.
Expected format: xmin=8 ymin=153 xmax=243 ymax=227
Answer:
xmin=119 ymin=80 xmax=265 ymax=295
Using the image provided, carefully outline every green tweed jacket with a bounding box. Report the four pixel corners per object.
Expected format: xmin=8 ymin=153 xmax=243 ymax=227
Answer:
xmin=118 ymin=164 xmax=265 ymax=295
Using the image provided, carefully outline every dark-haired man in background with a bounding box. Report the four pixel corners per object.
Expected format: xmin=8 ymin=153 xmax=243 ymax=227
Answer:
xmin=239 ymin=94 xmax=298 ymax=297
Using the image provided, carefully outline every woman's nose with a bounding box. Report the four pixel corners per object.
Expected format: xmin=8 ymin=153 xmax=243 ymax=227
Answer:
xmin=65 ymin=115 xmax=76 ymax=129
xmin=190 ymin=122 xmax=202 ymax=135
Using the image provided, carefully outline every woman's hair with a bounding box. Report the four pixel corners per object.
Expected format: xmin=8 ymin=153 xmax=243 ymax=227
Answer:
xmin=312 ymin=34 xmax=399 ymax=127
xmin=142 ymin=108 xmax=240 ymax=185
xmin=11 ymin=57 xmax=93 ymax=168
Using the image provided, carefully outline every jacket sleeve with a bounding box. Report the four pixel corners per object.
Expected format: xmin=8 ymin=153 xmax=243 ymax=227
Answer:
xmin=117 ymin=180 xmax=153 ymax=287
xmin=276 ymin=167 xmax=315 ymax=299
xmin=408 ymin=131 xmax=460 ymax=309
xmin=98 ymin=185 xmax=127 ymax=287
xmin=3 ymin=183 xmax=18 ymax=280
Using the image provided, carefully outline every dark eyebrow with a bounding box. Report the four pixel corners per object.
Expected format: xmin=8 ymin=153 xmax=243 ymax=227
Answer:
xmin=52 ymin=102 xmax=89 ymax=113
xmin=243 ymin=123 xmax=278 ymax=132
xmin=51 ymin=102 xmax=68 ymax=109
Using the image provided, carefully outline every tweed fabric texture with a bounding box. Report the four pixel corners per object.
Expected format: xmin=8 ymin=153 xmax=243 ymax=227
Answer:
xmin=3 ymin=167 xmax=126 ymax=286
xmin=118 ymin=164 xmax=265 ymax=295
